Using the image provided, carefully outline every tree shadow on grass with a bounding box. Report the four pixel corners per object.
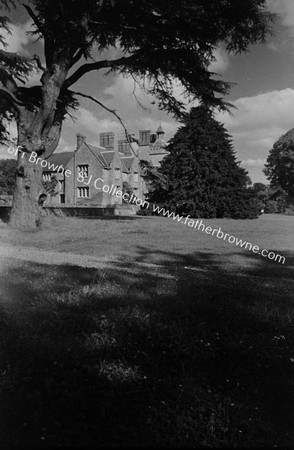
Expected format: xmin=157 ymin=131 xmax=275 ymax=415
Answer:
xmin=1 ymin=248 xmax=294 ymax=448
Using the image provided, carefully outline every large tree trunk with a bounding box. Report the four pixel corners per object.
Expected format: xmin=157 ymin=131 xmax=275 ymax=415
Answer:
xmin=9 ymin=139 xmax=45 ymax=230
xmin=9 ymin=60 xmax=69 ymax=230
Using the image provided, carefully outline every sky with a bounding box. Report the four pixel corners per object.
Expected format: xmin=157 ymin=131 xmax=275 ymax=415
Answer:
xmin=1 ymin=0 xmax=294 ymax=184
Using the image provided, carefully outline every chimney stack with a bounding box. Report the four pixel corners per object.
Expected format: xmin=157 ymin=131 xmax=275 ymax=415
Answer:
xmin=139 ymin=130 xmax=151 ymax=145
xmin=99 ymin=132 xmax=115 ymax=150
xmin=76 ymin=133 xmax=86 ymax=149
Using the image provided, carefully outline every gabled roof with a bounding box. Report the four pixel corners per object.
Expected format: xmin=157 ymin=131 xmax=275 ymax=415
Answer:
xmin=120 ymin=156 xmax=134 ymax=171
xmin=86 ymin=144 xmax=109 ymax=168
xmin=138 ymin=145 xmax=150 ymax=162
xmin=100 ymin=150 xmax=116 ymax=166
xmin=46 ymin=152 xmax=73 ymax=170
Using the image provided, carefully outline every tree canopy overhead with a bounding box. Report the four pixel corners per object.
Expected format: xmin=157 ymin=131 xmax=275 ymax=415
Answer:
xmin=20 ymin=0 xmax=274 ymax=114
xmin=0 ymin=0 xmax=274 ymax=229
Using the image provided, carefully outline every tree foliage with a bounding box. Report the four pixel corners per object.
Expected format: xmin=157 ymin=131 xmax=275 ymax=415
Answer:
xmin=148 ymin=106 xmax=261 ymax=219
xmin=0 ymin=0 xmax=35 ymax=144
xmin=1 ymin=0 xmax=275 ymax=130
xmin=0 ymin=0 xmax=274 ymax=229
xmin=0 ymin=157 xmax=16 ymax=194
xmin=264 ymin=128 xmax=294 ymax=197
xmin=251 ymin=183 xmax=294 ymax=214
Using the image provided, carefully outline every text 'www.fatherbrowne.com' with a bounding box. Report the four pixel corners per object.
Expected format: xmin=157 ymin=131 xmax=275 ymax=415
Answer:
xmin=152 ymin=204 xmax=286 ymax=265
xmin=6 ymin=145 xmax=286 ymax=265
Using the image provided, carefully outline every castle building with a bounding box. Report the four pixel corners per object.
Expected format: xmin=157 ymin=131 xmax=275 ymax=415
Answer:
xmin=43 ymin=125 xmax=168 ymax=208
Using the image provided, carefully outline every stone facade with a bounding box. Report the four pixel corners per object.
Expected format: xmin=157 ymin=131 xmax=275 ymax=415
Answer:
xmin=43 ymin=126 xmax=168 ymax=208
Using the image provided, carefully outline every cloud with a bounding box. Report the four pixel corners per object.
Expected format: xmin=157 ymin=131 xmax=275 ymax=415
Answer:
xmin=0 ymin=20 xmax=44 ymax=86
xmin=214 ymin=88 xmax=294 ymax=182
xmin=210 ymin=47 xmax=230 ymax=74
xmin=0 ymin=21 xmax=34 ymax=56
xmin=61 ymin=83 xmax=293 ymax=183
xmin=267 ymin=0 xmax=294 ymax=28
xmin=241 ymin=158 xmax=266 ymax=168
xmin=55 ymin=138 xmax=72 ymax=154
xmin=266 ymin=0 xmax=294 ymax=51
xmin=74 ymin=75 xmax=179 ymax=141
xmin=217 ymin=88 xmax=294 ymax=137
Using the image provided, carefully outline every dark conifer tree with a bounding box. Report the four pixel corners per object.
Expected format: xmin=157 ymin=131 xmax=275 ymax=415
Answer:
xmin=149 ymin=106 xmax=261 ymax=219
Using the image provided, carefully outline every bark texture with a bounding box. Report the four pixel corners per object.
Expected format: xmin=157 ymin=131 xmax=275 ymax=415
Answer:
xmin=9 ymin=145 xmax=44 ymax=230
xmin=9 ymin=61 xmax=69 ymax=230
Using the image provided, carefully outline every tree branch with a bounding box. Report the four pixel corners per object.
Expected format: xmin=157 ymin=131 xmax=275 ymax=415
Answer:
xmin=32 ymin=53 xmax=45 ymax=71
xmin=0 ymin=65 xmax=24 ymax=111
xmin=22 ymin=3 xmax=44 ymax=35
xmin=70 ymin=48 xmax=84 ymax=68
xmin=64 ymin=54 xmax=137 ymax=88
xmin=130 ymin=74 xmax=151 ymax=113
xmin=0 ymin=84 xmax=29 ymax=108
xmin=70 ymin=90 xmax=139 ymax=159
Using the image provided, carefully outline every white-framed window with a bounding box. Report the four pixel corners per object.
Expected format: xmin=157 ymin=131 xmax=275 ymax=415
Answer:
xmin=59 ymin=194 xmax=65 ymax=204
xmin=78 ymin=165 xmax=89 ymax=178
xmin=59 ymin=180 xmax=64 ymax=191
xmin=42 ymin=173 xmax=51 ymax=182
xmin=134 ymin=172 xmax=138 ymax=183
xmin=77 ymin=187 xmax=89 ymax=198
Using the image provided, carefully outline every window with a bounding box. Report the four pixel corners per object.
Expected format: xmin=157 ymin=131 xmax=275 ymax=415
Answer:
xmin=77 ymin=187 xmax=89 ymax=198
xmin=77 ymin=165 xmax=89 ymax=178
xmin=115 ymin=168 xmax=121 ymax=180
xmin=59 ymin=194 xmax=65 ymax=204
xmin=59 ymin=180 xmax=64 ymax=191
xmin=42 ymin=173 xmax=51 ymax=182
xmin=134 ymin=172 xmax=138 ymax=183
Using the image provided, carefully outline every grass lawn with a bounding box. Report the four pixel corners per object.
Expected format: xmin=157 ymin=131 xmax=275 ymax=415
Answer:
xmin=0 ymin=214 xmax=294 ymax=447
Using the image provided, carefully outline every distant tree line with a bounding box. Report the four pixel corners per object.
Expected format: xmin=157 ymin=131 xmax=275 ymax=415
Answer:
xmin=251 ymin=183 xmax=294 ymax=214
xmin=264 ymin=128 xmax=294 ymax=207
